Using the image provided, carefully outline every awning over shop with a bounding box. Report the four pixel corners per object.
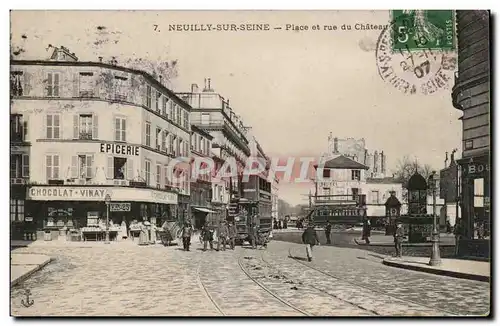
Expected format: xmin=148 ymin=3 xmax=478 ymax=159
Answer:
xmin=193 ymin=207 xmax=216 ymax=214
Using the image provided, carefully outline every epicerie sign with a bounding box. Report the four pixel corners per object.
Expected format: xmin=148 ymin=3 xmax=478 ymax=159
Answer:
xmin=100 ymin=143 xmax=140 ymax=156
xmin=27 ymin=186 xmax=178 ymax=205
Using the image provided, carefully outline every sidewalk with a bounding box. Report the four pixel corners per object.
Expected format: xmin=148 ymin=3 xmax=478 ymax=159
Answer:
xmin=354 ymin=233 xmax=456 ymax=247
xmin=383 ymin=256 xmax=490 ymax=282
xmin=11 ymin=253 xmax=52 ymax=287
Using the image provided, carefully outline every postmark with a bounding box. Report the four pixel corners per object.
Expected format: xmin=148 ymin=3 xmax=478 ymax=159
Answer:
xmin=375 ymin=11 xmax=457 ymax=95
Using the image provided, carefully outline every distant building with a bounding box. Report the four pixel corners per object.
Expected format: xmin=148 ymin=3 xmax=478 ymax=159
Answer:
xmin=327 ymin=134 xmax=387 ymax=178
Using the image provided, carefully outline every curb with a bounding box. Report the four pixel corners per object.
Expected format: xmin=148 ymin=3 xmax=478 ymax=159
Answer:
xmin=11 ymin=257 xmax=53 ymax=287
xmin=382 ymin=259 xmax=490 ymax=283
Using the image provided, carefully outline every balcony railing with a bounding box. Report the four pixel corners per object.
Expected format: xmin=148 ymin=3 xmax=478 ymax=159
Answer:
xmin=79 ymin=132 xmax=93 ymax=140
xmin=79 ymin=90 xmax=95 ymax=98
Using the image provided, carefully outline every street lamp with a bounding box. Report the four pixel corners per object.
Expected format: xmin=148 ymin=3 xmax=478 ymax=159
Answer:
xmin=105 ymin=194 xmax=111 ymax=244
xmin=428 ymin=171 xmax=441 ymax=266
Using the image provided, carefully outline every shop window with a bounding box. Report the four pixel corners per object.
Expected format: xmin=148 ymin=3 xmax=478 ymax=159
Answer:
xmin=114 ymin=117 xmax=126 ymax=142
xmin=78 ymin=155 xmax=93 ymax=179
xmin=46 ymin=114 xmax=61 ymax=139
xmin=78 ymin=72 xmax=94 ymax=97
xmin=474 ymin=178 xmax=484 ymax=208
xmin=145 ymin=122 xmax=151 ymax=147
xmin=10 ymin=199 xmax=24 ymax=222
xmin=46 ymin=72 xmax=60 ymax=97
xmin=351 ymin=170 xmax=361 ymax=181
xmin=46 ymin=154 xmax=60 ymax=180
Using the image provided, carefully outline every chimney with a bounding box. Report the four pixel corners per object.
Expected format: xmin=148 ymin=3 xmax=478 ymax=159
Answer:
xmin=207 ymin=78 xmax=212 ymax=91
xmin=191 ymin=83 xmax=199 ymax=93
xmin=98 ymin=56 xmax=103 ymax=62
xmin=159 ymin=75 xmax=163 ymax=85
xmin=333 ymin=137 xmax=338 ymax=153
xmin=381 ymin=151 xmax=386 ymax=174
xmin=445 ymin=151 xmax=449 ymax=168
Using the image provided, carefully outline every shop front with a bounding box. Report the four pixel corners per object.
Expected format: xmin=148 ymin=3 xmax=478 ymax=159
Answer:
xmin=457 ymin=154 xmax=490 ymax=257
xmin=26 ymin=185 xmax=178 ymax=240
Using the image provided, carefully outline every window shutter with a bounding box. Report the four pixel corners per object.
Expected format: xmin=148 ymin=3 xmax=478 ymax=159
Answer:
xmin=23 ymin=115 xmax=28 ymax=141
xmin=54 ymin=73 xmax=60 ymax=97
xmin=53 ymin=155 xmax=60 ymax=179
xmin=73 ymin=73 xmax=79 ymax=97
xmin=22 ymin=155 xmax=29 ymax=177
xmin=143 ymin=86 xmax=148 ymax=106
xmin=47 ymin=73 xmax=52 ymax=96
xmin=121 ymin=119 xmax=126 ymax=142
xmin=127 ymin=159 xmax=134 ymax=180
xmin=43 ymin=115 xmax=48 ymax=139
xmin=92 ymin=115 xmax=98 ymax=139
xmin=71 ymin=155 xmax=78 ymax=178
xmin=107 ymin=156 xmax=114 ymax=180
xmin=73 ymin=115 xmax=79 ymax=139
xmin=45 ymin=155 xmax=50 ymax=181
xmin=24 ymin=72 xmax=32 ymax=96
xmin=86 ymin=155 xmax=93 ymax=178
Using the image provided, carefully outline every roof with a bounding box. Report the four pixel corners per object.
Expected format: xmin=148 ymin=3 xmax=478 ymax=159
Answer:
xmin=366 ymin=177 xmax=401 ymax=184
xmin=407 ymin=172 xmax=427 ymax=190
xmin=314 ymin=155 xmax=369 ymax=170
xmin=11 ymin=59 xmax=192 ymax=111
xmin=385 ymin=195 xmax=402 ymax=207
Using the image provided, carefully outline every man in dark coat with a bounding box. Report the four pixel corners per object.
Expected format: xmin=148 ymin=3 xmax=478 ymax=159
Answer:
xmin=181 ymin=222 xmax=193 ymax=251
xmin=324 ymin=221 xmax=332 ymax=245
xmin=228 ymin=221 xmax=237 ymax=250
xmin=302 ymin=223 xmax=320 ymax=262
xmin=249 ymin=223 xmax=258 ymax=249
xmin=394 ymin=221 xmax=404 ymax=258
xmin=362 ymin=216 xmax=371 ymax=244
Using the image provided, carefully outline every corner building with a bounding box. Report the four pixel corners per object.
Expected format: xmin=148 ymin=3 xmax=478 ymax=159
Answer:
xmin=10 ymin=47 xmax=191 ymax=234
xmin=451 ymin=11 xmax=490 ymax=257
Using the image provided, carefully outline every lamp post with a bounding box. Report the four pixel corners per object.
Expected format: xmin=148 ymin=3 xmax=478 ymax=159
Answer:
xmin=105 ymin=194 xmax=111 ymax=244
xmin=428 ymin=171 xmax=441 ymax=266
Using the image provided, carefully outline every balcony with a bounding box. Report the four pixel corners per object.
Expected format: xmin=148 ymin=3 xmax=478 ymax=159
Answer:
xmin=79 ymin=132 xmax=93 ymax=140
xmin=10 ymin=177 xmax=27 ymax=185
xmin=10 ymin=131 xmax=26 ymax=143
xmin=79 ymin=90 xmax=95 ymax=98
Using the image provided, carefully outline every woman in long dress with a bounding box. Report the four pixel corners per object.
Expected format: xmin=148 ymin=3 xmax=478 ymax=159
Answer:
xmin=120 ymin=220 xmax=128 ymax=240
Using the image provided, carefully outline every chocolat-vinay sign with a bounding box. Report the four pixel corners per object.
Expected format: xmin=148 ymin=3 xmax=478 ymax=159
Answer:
xmin=27 ymin=186 xmax=177 ymax=205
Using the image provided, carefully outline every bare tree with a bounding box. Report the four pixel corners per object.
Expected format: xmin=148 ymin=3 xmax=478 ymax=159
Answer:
xmin=393 ymin=155 xmax=435 ymax=201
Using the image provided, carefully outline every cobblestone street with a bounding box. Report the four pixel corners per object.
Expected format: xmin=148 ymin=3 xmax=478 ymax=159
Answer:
xmin=11 ymin=240 xmax=490 ymax=317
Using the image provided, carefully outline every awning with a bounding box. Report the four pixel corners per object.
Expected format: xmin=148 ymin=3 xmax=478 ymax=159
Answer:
xmin=193 ymin=207 xmax=217 ymax=214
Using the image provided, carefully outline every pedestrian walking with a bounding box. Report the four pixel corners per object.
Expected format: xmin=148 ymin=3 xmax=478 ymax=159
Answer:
xmin=324 ymin=221 xmax=332 ymax=245
xmin=361 ymin=216 xmax=371 ymax=244
xmin=217 ymin=221 xmax=229 ymax=251
xmin=249 ymin=223 xmax=258 ymax=249
xmin=228 ymin=221 xmax=237 ymax=249
xmin=302 ymin=223 xmax=319 ymax=262
xmin=202 ymin=222 xmax=214 ymax=251
xmin=454 ymin=219 xmax=462 ymax=255
xmin=394 ymin=221 xmax=404 ymax=258
xmin=181 ymin=222 xmax=192 ymax=251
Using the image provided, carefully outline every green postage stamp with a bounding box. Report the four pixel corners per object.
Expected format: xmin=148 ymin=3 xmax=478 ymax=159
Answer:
xmin=391 ymin=10 xmax=456 ymax=51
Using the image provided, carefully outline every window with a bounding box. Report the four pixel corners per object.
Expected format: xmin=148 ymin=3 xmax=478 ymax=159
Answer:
xmin=79 ymin=114 xmax=93 ymax=139
xmin=206 ymin=139 xmax=210 ymax=155
xmin=323 ymin=188 xmax=331 ymax=197
xmin=190 ymin=134 xmax=194 ymax=150
xmin=115 ymin=117 xmax=126 ymax=142
xmin=46 ymin=114 xmax=61 ymax=139
xmin=474 ymin=178 xmax=484 ymax=208
xmin=177 ymin=106 xmax=181 ymax=125
xmin=156 ymin=127 xmax=162 ymax=150
xmin=371 ymin=190 xmax=380 ymax=204
xmin=79 ymin=72 xmax=94 ymax=97
xmin=179 ymin=139 xmax=184 ymax=157
xmin=114 ymin=157 xmax=126 ymax=180
xmin=114 ymin=76 xmax=128 ymax=101
xmin=10 ymin=154 xmax=29 ymax=178
xmin=168 ymin=101 xmax=174 ymax=120
xmin=10 ymin=199 xmax=25 ymax=222
xmin=351 ymin=188 xmax=359 ymax=201
xmin=164 ymin=166 xmax=170 ymax=187
xmin=201 ymin=113 xmax=210 ymax=125
xmin=156 ymin=92 xmax=161 ymax=113
xmin=161 ymin=130 xmax=167 ymax=152
xmin=170 ymin=135 xmax=175 ymax=155
xmin=145 ymin=122 xmax=151 ymax=147
xmin=322 ymin=169 xmax=330 ymax=178
xmin=184 ymin=111 xmax=189 ymax=129
xmin=10 ymin=114 xmax=26 ymax=142
xmin=46 ymin=154 xmax=60 ymax=180
xmin=10 ymin=71 xmax=24 ymax=96
xmin=199 ymin=136 xmax=203 ymax=152
xmin=162 ymin=97 xmax=169 ymax=116
xmin=156 ymin=164 xmax=161 ymax=188
xmin=465 ymin=140 xmax=473 ymax=150
xmin=145 ymin=160 xmax=151 ymax=186
xmin=146 ymin=85 xmax=152 ymax=108
xmin=172 ymin=103 xmax=177 ymax=122
xmin=46 ymin=72 xmax=60 ymax=97
xmin=351 ymin=170 xmax=361 ymax=181
xmin=78 ymin=155 xmax=93 ymax=178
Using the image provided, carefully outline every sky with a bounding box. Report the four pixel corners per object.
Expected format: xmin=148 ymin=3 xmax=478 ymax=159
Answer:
xmin=11 ymin=10 xmax=463 ymax=205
